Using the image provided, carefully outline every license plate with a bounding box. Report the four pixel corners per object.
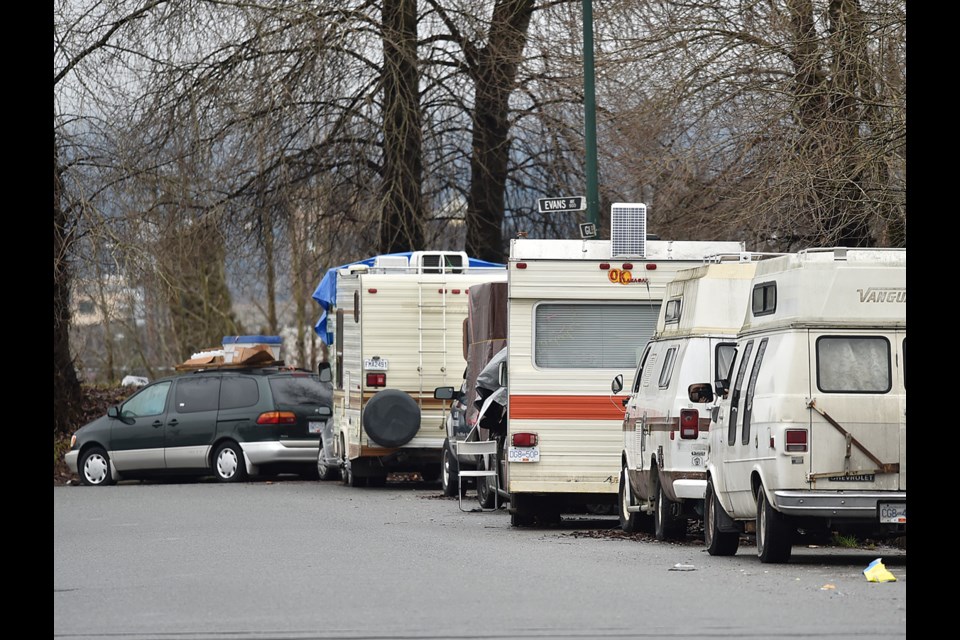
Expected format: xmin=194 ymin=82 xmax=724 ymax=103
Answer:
xmin=878 ymin=502 xmax=906 ymax=524
xmin=364 ymin=358 xmax=389 ymax=370
xmin=508 ymin=446 xmax=539 ymax=463
xmin=308 ymin=421 xmax=324 ymax=434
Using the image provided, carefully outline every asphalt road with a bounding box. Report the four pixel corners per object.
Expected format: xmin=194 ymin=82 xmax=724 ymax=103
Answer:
xmin=54 ymin=477 xmax=907 ymax=640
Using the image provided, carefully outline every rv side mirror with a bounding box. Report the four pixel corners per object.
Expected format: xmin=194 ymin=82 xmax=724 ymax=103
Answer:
xmin=689 ymin=383 xmax=714 ymax=404
xmin=611 ymin=374 xmax=623 ymax=395
xmin=318 ymin=361 xmax=332 ymax=383
xmin=498 ymin=361 xmax=508 ymax=387
xmin=434 ymin=386 xmax=455 ymax=400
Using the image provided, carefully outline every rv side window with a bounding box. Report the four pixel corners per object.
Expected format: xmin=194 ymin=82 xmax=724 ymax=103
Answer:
xmin=816 ymin=336 xmax=891 ymax=393
xmin=658 ymin=347 xmax=678 ymax=389
xmin=752 ymin=282 xmax=777 ymax=316
xmin=715 ymin=343 xmax=737 ymax=386
xmin=727 ymin=340 xmax=754 ymax=446
xmin=632 ymin=345 xmax=652 ymax=393
xmin=741 ymin=338 xmax=768 ymax=445
xmin=335 ymin=309 xmax=345 ymax=389
xmin=534 ymin=302 xmax=660 ymax=368
xmin=664 ymin=298 xmax=681 ymax=324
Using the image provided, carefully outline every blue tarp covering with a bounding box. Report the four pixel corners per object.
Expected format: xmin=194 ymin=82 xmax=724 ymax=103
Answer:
xmin=311 ymin=253 xmax=504 ymax=344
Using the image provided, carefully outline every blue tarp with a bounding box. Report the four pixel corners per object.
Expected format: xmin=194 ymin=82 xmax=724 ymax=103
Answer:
xmin=311 ymin=252 xmax=504 ymax=344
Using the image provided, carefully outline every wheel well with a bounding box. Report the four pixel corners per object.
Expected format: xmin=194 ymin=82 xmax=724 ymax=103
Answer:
xmin=208 ymin=438 xmax=241 ymax=466
xmin=79 ymin=441 xmax=108 ymax=459
xmin=750 ymin=471 xmax=762 ymax=498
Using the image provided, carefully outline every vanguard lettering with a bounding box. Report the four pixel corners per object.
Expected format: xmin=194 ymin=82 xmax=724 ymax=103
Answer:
xmin=857 ymin=288 xmax=906 ymax=303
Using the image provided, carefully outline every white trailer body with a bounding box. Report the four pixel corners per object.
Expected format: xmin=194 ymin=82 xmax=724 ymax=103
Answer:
xmin=704 ymin=247 xmax=906 ymax=562
xmin=503 ymin=234 xmax=744 ymax=524
xmin=327 ymin=253 xmax=506 ymax=485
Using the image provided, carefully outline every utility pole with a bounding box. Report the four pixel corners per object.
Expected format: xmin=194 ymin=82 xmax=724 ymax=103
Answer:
xmin=582 ymin=0 xmax=599 ymax=228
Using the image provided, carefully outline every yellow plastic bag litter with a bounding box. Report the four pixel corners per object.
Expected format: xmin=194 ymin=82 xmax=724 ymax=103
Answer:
xmin=863 ymin=558 xmax=897 ymax=583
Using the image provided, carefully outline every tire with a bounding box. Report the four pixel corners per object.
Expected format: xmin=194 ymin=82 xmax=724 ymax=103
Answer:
xmin=654 ymin=477 xmax=686 ymax=541
xmin=441 ymin=441 xmax=459 ymax=497
xmin=704 ymin=479 xmax=739 ymax=556
xmin=212 ymin=441 xmax=247 ymax=483
xmin=317 ymin=447 xmax=340 ymax=481
xmin=342 ymin=458 xmax=367 ymax=488
xmin=362 ymin=389 xmax=420 ymax=447
xmin=421 ymin=463 xmax=441 ymax=484
xmin=757 ymin=487 xmax=793 ymax=563
xmin=476 ymin=452 xmax=496 ymax=509
xmin=618 ymin=465 xmax=639 ymax=533
xmin=510 ymin=510 xmax=535 ymax=527
xmin=79 ymin=447 xmax=114 ymax=486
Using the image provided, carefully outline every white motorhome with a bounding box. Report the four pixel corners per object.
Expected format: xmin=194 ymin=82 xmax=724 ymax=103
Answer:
xmin=704 ymin=247 xmax=906 ymax=563
xmin=613 ymin=255 xmax=775 ymax=540
xmin=314 ymin=251 xmax=506 ymax=486
xmin=495 ymin=205 xmax=744 ymax=526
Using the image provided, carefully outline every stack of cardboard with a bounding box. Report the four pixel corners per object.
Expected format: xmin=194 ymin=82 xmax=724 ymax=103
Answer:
xmin=175 ymin=344 xmax=284 ymax=371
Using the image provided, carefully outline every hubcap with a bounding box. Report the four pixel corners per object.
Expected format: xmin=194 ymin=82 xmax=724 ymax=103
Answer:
xmin=218 ymin=448 xmax=238 ymax=478
xmin=84 ymin=455 xmax=108 ymax=484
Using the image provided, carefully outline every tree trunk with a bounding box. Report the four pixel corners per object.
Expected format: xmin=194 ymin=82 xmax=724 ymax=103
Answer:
xmin=465 ymin=0 xmax=535 ymax=264
xmin=379 ymin=0 xmax=424 ymax=253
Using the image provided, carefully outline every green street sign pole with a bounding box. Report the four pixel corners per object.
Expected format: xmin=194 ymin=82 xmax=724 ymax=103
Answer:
xmin=582 ymin=0 xmax=599 ymax=228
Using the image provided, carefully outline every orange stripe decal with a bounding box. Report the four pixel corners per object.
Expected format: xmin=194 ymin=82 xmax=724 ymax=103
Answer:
xmin=509 ymin=395 xmax=629 ymax=420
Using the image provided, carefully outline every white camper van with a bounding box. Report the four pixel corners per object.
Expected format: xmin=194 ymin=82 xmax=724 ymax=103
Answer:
xmin=495 ymin=205 xmax=744 ymax=526
xmin=613 ymin=256 xmax=773 ymax=540
xmin=315 ymin=251 xmax=506 ymax=486
xmin=704 ymin=247 xmax=906 ymax=563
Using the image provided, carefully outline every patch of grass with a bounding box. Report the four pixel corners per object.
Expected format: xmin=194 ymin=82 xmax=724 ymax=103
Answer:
xmin=831 ymin=532 xmax=861 ymax=548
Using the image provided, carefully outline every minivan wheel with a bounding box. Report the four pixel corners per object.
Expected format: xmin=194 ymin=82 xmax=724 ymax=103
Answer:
xmin=756 ymin=487 xmax=793 ymax=563
xmin=441 ymin=440 xmax=458 ymax=497
xmin=317 ymin=447 xmax=340 ymax=482
xmin=80 ymin=447 xmax=114 ymax=486
xmin=213 ymin=442 xmax=247 ymax=483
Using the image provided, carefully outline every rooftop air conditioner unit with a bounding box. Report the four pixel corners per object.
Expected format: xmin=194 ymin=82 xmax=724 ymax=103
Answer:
xmin=610 ymin=203 xmax=647 ymax=258
xmin=410 ymin=251 xmax=468 ymax=274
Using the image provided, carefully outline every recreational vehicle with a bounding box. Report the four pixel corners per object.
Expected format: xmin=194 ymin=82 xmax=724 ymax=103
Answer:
xmin=704 ymin=248 xmax=906 ymax=563
xmin=312 ymin=251 xmax=506 ymax=486
xmin=495 ymin=204 xmax=744 ymax=526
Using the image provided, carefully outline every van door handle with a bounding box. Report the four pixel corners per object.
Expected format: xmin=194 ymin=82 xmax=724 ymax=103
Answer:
xmin=166 ymin=419 xmax=179 ymax=427
xmin=152 ymin=420 xmax=163 ymax=428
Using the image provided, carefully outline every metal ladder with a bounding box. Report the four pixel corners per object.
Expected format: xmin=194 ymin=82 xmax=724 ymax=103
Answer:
xmin=417 ymin=267 xmax=449 ymax=408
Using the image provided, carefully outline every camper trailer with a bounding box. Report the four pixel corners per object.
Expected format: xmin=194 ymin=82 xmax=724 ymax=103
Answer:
xmin=313 ymin=251 xmax=506 ymax=486
xmin=704 ymin=248 xmax=906 ymax=563
xmin=494 ymin=204 xmax=744 ymax=525
xmin=612 ymin=255 xmax=775 ymax=539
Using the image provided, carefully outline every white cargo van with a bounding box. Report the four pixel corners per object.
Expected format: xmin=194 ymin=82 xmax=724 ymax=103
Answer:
xmin=613 ymin=256 xmax=771 ymax=539
xmin=313 ymin=251 xmax=506 ymax=486
xmin=704 ymin=248 xmax=906 ymax=563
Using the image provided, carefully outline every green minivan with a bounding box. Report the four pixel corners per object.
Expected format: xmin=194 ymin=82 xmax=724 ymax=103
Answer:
xmin=64 ymin=367 xmax=332 ymax=486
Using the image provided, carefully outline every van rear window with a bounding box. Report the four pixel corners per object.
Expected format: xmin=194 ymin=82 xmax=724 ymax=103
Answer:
xmin=269 ymin=375 xmax=331 ymax=405
xmin=816 ymin=336 xmax=891 ymax=393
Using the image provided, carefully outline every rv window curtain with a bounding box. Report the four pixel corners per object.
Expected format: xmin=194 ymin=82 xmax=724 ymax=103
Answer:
xmin=534 ymin=303 xmax=660 ymax=368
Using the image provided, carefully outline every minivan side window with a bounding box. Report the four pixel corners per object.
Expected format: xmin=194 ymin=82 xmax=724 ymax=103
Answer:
xmin=741 ymin=338 xmax=768 ymax=445
xmin=121 ymin=381 xmax=171 ymax=418
xmin=816 ymin=336 xmax=891 ymax=393
xmin=220 ymin=377 xmax=260 ymax=410
xmin=174 ymin=377 xmax=221 ymax=413
xmin=727 ymin=340 xmax=754 ymax=446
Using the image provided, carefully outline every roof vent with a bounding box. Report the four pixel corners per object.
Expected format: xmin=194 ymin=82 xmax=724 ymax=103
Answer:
xmin=611 ymin=203 xmax=647 ymax=258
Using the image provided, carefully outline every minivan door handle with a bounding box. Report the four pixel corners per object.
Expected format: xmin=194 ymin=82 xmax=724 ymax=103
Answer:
xmin=166 ymin=419 xmax=179 ymax=427
xmin=152 ymin=420 xmax=163 ymax=428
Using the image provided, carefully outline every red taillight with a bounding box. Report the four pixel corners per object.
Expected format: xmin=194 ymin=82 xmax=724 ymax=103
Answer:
xmin=257 ymin=411 xmax=297 ymax=425
xmin=512 ymin=432 xmax=538 ymax=447
xmin=516 ymin=262 xmax=527 ymax=269
xmin=622 ymin=263 xmax=634 ymax=270
xmin=366 ymin=373 xmax=386 ymax=387
xmin=785 ymin=429 xmax=808 ymax=452
xmin=679 ymin=409 xmax=699 ymax=439
xmin=599 ymin=263 xmax=610 ymax=270
xmin=646 ymin=264 xmax=657 ymax=270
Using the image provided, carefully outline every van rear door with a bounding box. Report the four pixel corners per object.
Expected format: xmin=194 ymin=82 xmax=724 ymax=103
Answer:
xmin=807 ymin=330 xmax=902 ymax=492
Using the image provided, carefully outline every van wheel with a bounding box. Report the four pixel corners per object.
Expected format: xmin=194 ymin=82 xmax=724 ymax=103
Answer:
xmin=79 ymin=447 xmax=114 ymax=486
xmin=654 ymin=479 xmax=686 ymax=541
xmin=213 ymin=442 xmax=247 ymax=483
xmin=757 ymin=487 xmax=793 ymax=563
xmin=441 ymin=441 xmax=459 ymax=497
xmin=317 ymin=440 xmax=340 ymax=481
xmin=618 ymin=465 xmax=639 ymax=533
xmin=476 ymin=453 xmax=497 ymax=509
xmin=705 ymin=479 xmax=739 ymax=556
xmin=342 ymin=458 xmax=367 ymax=488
